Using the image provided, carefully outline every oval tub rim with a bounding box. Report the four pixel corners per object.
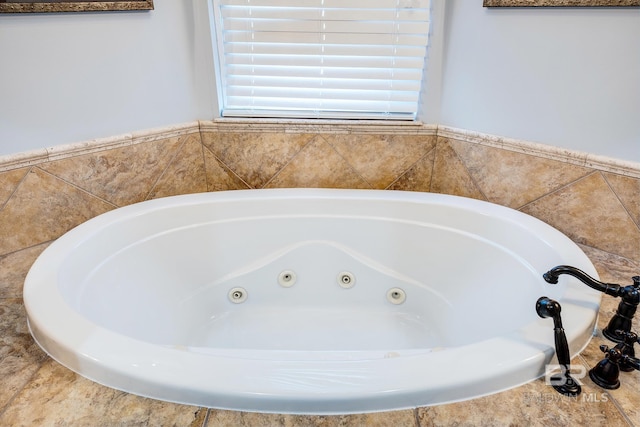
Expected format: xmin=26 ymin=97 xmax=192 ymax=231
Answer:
xmin=23 ymin=188 xmax=602 ymax=414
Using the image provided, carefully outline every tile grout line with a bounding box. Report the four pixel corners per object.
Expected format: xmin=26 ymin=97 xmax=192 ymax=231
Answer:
xmin=0 ymin=166 xmax=32 ymax=213
xmin=579 ymin=243 xmax=640 ymax=270
xmin=0 ymin=239 xmax=55 ymax=263
xmin=516 ymin=170 xmax=600 ymax=213
xmin=384 ymin=145 xmax=436 ymax=191
xmin=320 ymin=134 xmax=376 ymax=189
xmin=34 ymin=167 xmax=118 ymax=209
xmin=260 ymin=134 xmax=323 ymax=189
xmin=198 ymin=131 xmax=253 ymax=190
xmin=200 ymin=408 xmax=210 ymax=427
xmin=442 ymin=137 xmax=490 ymax=202
xmin=0 ymin=356 xmax=49 ymax=422
xmin=199 ymin=138 xmax=210 ymax=193
xmin=144 ymin=134 xmax=192 ymax=201
xmin=413 ymin=407 xmax=422 ymax=426
xmin=601 ymin=172 xmax=640 ymax=233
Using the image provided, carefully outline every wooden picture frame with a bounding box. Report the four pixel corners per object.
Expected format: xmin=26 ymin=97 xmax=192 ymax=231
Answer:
xmin=484 ymin=0 xmax=639 ymax=6
xmin=0 ymin=1 xmax=154 ymax=13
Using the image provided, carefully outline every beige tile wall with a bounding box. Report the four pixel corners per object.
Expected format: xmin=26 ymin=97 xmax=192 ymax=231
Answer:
xmin=1 ymin=120 xmax=638 ymax=265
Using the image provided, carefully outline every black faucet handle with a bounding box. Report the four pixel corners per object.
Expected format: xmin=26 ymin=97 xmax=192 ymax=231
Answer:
xmin=615 ymin=330 xmax=638 ymax=344
xmin=614 ymin=330 xmax=639 ymax=372
xmin=622 ymin=355 xmax=640 ymax=371
xmin=589 ymin=345 xmax=623 ymax=389
xmin=596 ymin=344 xmax=639 ymax=367
xmin=599 ymin=344 xmax=619 ymax=357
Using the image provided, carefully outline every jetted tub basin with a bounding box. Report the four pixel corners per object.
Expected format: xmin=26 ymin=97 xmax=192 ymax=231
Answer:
xmin=24 ymin=189 xmax=601 ymax=414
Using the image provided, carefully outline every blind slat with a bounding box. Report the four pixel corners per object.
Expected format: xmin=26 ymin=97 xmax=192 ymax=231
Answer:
xmin=223 ymin=31 xmax=428 ymax=46
xmin=224 ymin=43 xmax=427 ymax=57
xmin=226 ymin=64 xmax=423 ymax=80
xmin=222 ymin=7 xmax=430 ymax=22
xmin=226 ymin=54 xmax=426 ymax=69
xmin=222 ymin=20 xmax=429 ymax=34
xmin=226 ymin=97 xmax=418 ymax=113
xmin=227 ymin=87 xmax=420 ymax=102
xmin=227 ymin=76 xmax=420 ymax=91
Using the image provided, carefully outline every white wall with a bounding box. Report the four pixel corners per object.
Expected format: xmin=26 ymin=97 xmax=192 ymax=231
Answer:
xmin=436 ymin=1 xmax=640 ymax=163
xmin=0 ymin=0 xmax=215 ymax=157
xmin=1 ymin=0 xmax=638 ymax=163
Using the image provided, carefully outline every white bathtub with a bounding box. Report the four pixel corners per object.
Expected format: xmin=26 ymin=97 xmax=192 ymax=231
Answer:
xmin=24 ymin=189 xmax=601 ymax=414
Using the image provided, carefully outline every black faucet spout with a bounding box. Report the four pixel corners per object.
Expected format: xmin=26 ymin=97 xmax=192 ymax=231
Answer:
xmin=543 ymin=265 xmax=624 ymax=297
xmin=543 ymin=265 xmax=640 ymax=343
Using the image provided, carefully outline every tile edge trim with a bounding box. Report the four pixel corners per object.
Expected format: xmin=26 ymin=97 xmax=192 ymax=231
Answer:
xmin=1 ymin=121 xmax=638 ymax=179
xmin=0 ymin=122 xmax=200 ymax=172
xmin=438 ymin=126 xmax=640 ymax=179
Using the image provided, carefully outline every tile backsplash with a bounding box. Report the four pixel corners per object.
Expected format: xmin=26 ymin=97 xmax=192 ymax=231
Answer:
xmin=1 ymin=120 xmax=638 ymax=265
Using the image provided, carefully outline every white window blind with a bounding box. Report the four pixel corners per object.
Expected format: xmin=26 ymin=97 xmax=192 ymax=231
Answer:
xmin=211 ymin=0 xmax=431 ymax=120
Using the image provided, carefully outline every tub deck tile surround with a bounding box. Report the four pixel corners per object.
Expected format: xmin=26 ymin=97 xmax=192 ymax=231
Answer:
xmin=37 ymin=128 xmax=201 ymax=207
xmin=0 ymin=120 xmax=639 ymax=425
xmin=521 ymin=172 xmax=640 ymax=262
xmin=39 ymin=137 xmax=183 ymax=207
xmin=145 ymin=133 xmax=209 ymax=200
xmin=201 ymin=130 xmax=316 ymax=189
xmin=320 ymin=133 xmax=437 ymax=189
xmin=0 ymin=168 xmax=30 ymax=209
xmin=204 ymin=408 xmax=420 ymax=426
xmin=202 ymin=148 xmax=251 ymax=192
xmin=436 ymin=125 xmax=640 ymax=180
xmin=445 ymin=137 xmax=594 ymax=209
xmin=0 ymin=168 xmax=115 ymax=256
xmin=430 ymin=138 xmax=488 ymax=201
xmin=387 ymin=149 xmax=436 ymax=193
xmin=264 ymin=135 xmax=372 ymax=189
xmin=603 ymin=172 xmax=640 ymax=227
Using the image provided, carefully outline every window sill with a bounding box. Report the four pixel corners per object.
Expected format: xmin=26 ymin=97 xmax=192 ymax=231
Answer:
xmin=202 ymin=118 xmax=437 ymax=135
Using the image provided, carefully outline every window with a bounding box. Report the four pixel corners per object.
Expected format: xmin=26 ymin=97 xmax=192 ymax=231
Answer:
xmin=210 ymin=0 xmax=431 ymax=120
